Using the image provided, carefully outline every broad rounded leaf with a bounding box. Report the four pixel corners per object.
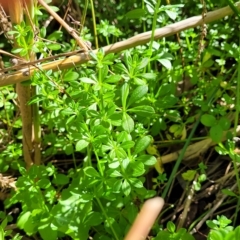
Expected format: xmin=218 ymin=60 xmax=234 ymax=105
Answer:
xmin=219 ymin=116 xmax=231 ymax=130
xmin=210 ymin=125 xmax=223 ymax=143
xmin=201 ymin=114 xmax=217 ymax=127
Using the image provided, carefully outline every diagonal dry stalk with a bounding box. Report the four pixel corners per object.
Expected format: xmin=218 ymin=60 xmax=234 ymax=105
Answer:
xmin=0 ymin=0 xmax=40 ymax=168
xmin=160 ymin=125 xmax=240 ymax=165
xmin=7 ymin=0 xmax=35 ymax=169
xmin=0 ymin=1 xmax=239 ymax=87
xmin=37 ymin=0 xmax=89 ymax=51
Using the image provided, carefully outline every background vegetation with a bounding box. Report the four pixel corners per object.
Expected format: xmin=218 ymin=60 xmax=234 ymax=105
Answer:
xmin=0 ymin=0 xmax=240 ymax=239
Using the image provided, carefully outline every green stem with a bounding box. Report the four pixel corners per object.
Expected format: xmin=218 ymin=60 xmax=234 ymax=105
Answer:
xmin=161 ymin=114 xmax=201 ymax=199
xmin=94 ymin=150 xmax=103 ymax=176
xmin=98 ymin=68 xmax=105 ymax=113
xmin=148 ymin=0 xmax=161 ymax=55
xmin=89 ymin=0 xmax=98 ymax=48
xmin=95 ymin=197 xmax=119 ymax=240
xmin=161 ymin=87 xmax=218 ymax=199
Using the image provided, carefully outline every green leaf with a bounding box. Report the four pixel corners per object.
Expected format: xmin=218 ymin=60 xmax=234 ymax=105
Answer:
xmin=112 ymin=179 xmax=122 ymax=191
xmin=85 ymin=212 xmax=103 ymax=226
xmin=108 ymin=160 xmax=120 ymax=169
xmin=121 ymin=83 xmax=129 ymax=109
xmin=206 ymin=220 xmax=218 ymax=229
xmin=125 ymin=9 xmax=145 ymax=19
xmin=158 ymin=58 xmax=172 ymax=69
xmin=155 ymin=231 xmax=171 ymax=239
xmin=127 ymin=85 xmax=148 ymax=107
xmin=0 ymin=226 xmax=4 ymax=240
xmin=131 ymin=162 xmax=145 ymax=177
xmin=136 ymin=58 xmax=150 ymax=70
xmin=167 ymin=221 xmax=176 ymax=233
xmin=61 ymin=108 xmax=74 ymax=115
xmin=234 ymin=226 xmax=240 ymax=239
xmin=157 ymin=95 xmax=178 ymax=109
xmin=37 ymin=179 xmax=51 ymax=189
xmin=201 ymin=114 xmax=217 ymax=127
xmin=157 ymin=83 xmax=175 ymax=97
xmin=1 ymin=217 xmax=8 ymax=229
xmin=76 ymin=139 xmax=89 ymax=151
xmin=17 ymin=212 xmax=35 ymax=234
xmin=64 ymin=144 xmax=73 ymax=155
xmin=222 ymin=189 xmax=238 ymax=197
xmin=121 ymin=140 xmax=135 ymax=149
xmin=128 ymin=178 xmax=143 ymax=188
xmin=84 ymin=166 xmax=100 ymax=178
xmin=47 ymin=43 xmax=61 ymax=50
xmin=128 ymin=105 xmax=155 ymax=116
xmin=109 ymin=170 xmax=122 ymax=177
xmin=210 ymin=125 xmax=223 ymax=143
xmin=134 ymin=136 xmax=151 ymax=154
xmin=47 ymin=30 xmax=63 ymax=41
xmin=208 ymin=229 xmax=225 ymax=240
xmin=105 ymin=74 xmax=122 ymax=83
xmin=122 ymin=113 xmax=134 ymax=133
xmin=219 ymin=116 xmax=231 ymax=130
xmin=137 ymin=155 xmax=157 ymax=166
xmin=39 ymin=224 xmax=58 ymax=240
xmin=80 ymin=77 xmax=96 ymax=84
xmin=109 ymin=112 xmax=122 ymax=126
xmin=53 ymin=174 xmax=69 ymax=185
xmin=165 ymin=10 xmax=177 ymax=20
xmin=122 ymin=179 xmax=131 ymax=196
xmin=141 ymin=73 xmax=157 ymax=80
xmin=181 ymin=232 xmax=195 ymax=240
xmin=182 ymin=170 xmax=196 ymax=181
xmin=63 ymin=71 xmax=79 ymax=82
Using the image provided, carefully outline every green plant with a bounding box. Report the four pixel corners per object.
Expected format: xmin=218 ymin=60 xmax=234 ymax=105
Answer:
xmin=154 ymin=221 xmax=195 ymax=240
xmin=207 ymin=216 xmax=240 ymax=240
xmin=1 ymin=0 xmax=240 ymax=239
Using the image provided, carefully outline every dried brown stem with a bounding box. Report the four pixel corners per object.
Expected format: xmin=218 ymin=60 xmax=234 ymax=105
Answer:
xmin=37 ymin=0 xmax=88 ymax=51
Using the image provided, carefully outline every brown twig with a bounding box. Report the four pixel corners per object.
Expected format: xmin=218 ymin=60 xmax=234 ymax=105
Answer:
xmin=37 ymin=0 xmax=88 ymax=51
